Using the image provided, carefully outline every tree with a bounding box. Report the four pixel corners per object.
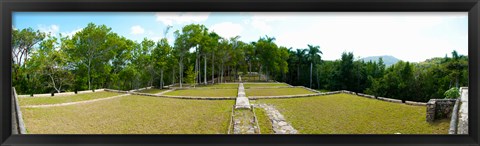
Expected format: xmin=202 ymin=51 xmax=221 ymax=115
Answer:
xmin=185 ymin=65 xmax=196 ymax=86
xmin=207 ymin=32 xmax=221 ymax=84
xmin=152 ymin=38 xmax=172 ymax=89
xmin=38 ymin=36 xmax=73 ymax=93
xmin=255 ymin=36 xmax=278 ymax=81
xmin=307 ymin=45 xmax=322 ymax=88
xmin=445 ymin=50 xmax=468 ymax=88
xmin=64 ymin=23 xmax=115 ymax=90
xmin=11 ymin=28 xmax=46 ymax=90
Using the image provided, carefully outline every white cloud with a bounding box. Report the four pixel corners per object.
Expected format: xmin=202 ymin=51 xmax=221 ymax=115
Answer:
xmin=38 ymin=24 xmax=59 ymax=35
xmin=131 ymin=25 xmax=145 ymax=35
xmin=210 ymin=22 xmax=244 ymax=39
xmin=60 ymin=28 xmax=82 ymax=38
xmin=247 ymin=13 xmax=292 ymax=33
xmin=155 ymin=12 xmax=210 ymax=26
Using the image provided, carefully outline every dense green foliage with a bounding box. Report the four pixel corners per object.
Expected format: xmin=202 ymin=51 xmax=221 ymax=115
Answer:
xmin=13 ymin=23 xmax=467 ymax=102
xmin=444 ymin=87 xmax=460 ymax=99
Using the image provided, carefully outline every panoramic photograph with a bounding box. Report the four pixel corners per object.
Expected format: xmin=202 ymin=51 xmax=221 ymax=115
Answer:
xmin=11 ymin=12 xmax=468 ymax=134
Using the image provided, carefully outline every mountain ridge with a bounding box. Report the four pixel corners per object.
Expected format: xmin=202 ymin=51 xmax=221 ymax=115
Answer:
xmin=360 ymin=55 xmax=401 ymax=66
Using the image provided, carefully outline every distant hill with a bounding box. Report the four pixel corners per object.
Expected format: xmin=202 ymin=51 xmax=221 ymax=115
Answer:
xmin=360 ymin=55 xmax=401 ymax=66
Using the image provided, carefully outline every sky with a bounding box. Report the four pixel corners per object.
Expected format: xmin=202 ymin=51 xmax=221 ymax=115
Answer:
xmin=13 ymin=12 xmax=467 ymax=62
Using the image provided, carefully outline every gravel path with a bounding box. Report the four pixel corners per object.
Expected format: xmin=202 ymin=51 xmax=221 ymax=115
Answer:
xmin=154 ymin=89 xmax=174 ymax=95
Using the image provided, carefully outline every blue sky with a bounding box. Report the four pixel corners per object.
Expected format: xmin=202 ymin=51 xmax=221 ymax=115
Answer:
xmin=13 ymin=12 xmax=467 ymax=62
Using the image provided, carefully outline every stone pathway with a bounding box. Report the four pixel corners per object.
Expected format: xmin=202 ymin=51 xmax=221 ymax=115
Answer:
xmin=457 ymin=87 xmax=468 ymax=134
xmin=231 ymin=76 xmax=259 ymax=134
xmin=235 ymin=82 xmax=251 ymax=109
xmin=255 ymin=104 xmax=298 ymax=134
xmin=22 ymin=94 xmax=130 ymax=108
xmin=233 ymin=109 xmax=257 ymax=134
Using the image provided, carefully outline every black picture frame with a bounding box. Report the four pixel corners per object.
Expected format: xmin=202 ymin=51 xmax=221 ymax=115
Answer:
xmin=1 ymin=0 xmax=479 ymax=146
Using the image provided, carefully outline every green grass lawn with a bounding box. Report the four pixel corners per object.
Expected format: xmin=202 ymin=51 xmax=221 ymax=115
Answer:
xmin=246 ymin=87 xmax=314 ymax=96
xmin=21 ymin=95 xmax=234 ymax=134
xmin=244 ymin=83 xmax=290 ymax=88
xmin=255 ymin=107 xmax=274 ymax=134
xmin=137 ymin=89 xmax=167 ymax=94
xmin=164 ymin=89 xmax=238 ymax=97
xmin=258 ymin=93 xmax=450 ymax=134
xmin=18 ymin=92 xmax=122 ymax=106
xmin=200 ymin=83 xmax=238 ymax=88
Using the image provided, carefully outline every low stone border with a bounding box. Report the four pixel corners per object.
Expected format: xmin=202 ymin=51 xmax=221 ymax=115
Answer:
xmin=129 ymin=86 xmax=154 ymax=92
xmin=129 ymin=92 xmax=237 ymax=100
xmin=154 ymin=89 xmax=175 ymax=95
xmin=339 ymin=90 xmax=427 ymax=105
xmin=104 ymin=89 xmax=129 ymax=93
xmin=18 ymin=88 xmax=106 ymax=98
xmin=249 ymin=93 xmax=321 ymax=100
xmin=298 ymin=86 xmax=322 ymax=94
xmin=449 ymin=98 xmax=461 ymax=134
xmin=12 ymin=87 xmax=26 ymax=134
xmin=227 ymin=105 xmax=235 ymax=134
xmin=21 ymin=94 xmax=130 ymax=108
xmin=252 ymin=106 xmax=262 ymax=134
xmin=245 ymin=86 xmax=298 ymax=89
xmin=172 ymin=87 xmax=238 ymax=90
xmin=405 ymin=101 xmax=427 ymax=106
xmin=377 ymin=97 xmax=403 ymax=103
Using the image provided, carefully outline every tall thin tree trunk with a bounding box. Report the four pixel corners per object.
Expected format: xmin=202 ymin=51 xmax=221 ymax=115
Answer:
xmin=179 ymin=58 xmax=183 ymax=88
xmin=310 ymin=62 xmax=313 ymax=88
xmin=88 ymin=60 xmax=92 ymax=90
xmin=212 ymin=53 xmax=215 ymax=84
xmin=204 ymin=55 xmax=207 ymax=85
xmin=221 ymin=62 xmax=224 ymax=83
xmin=297 ymin=65 xmax=300 ymax=83
xmin=194 ymin=56 xmax=198 ymax=87
xmin=249 ymin=62 xmax=251 ymax=74
xmin=161 ymin=69 xmax=164 ymax=89
xmin=172 ymin=66 xmax=175 ymax=85
xmin=317 ymin=67 xmax=320 ymax=89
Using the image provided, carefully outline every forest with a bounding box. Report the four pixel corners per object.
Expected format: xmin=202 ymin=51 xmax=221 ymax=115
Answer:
xmin=12 ymin=23 xmax=468 ymax=102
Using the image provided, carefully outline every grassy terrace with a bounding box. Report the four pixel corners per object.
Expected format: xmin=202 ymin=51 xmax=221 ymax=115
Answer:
xmin=246 ymin=87 xmax=314 ymax=96
xmin=137 ymin=89 xmax=167 ymax=94
xmin=199 ymin=83 xmax=238 ymax=88
xmin=19 ymin=92 xmax=122 ymax=106
xmin=258 ymin=93 xmax=450 ymax=134
xmin=255 ymin=107 xmax=274 ymax=134
xmin=243 ymin=83 xmax=290 ymax=88
xmin=21 ymin=95 xmax=234 ymax=134
xmin=163 ymin=89 xmax=238 ymax=97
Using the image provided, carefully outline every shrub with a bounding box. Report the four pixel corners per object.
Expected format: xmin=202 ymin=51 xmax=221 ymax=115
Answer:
xmin=444 ymin=87 xmax=460 ymax=99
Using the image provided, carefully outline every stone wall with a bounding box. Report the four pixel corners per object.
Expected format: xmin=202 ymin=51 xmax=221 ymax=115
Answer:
xmin=426 ymin=99 xmax=456 ymax=122
xmin=129 ymin=86 xmax=154 ymax=92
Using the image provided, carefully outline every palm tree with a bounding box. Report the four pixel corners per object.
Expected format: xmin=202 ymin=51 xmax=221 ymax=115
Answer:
xmin=295 ymin=49 xmax=307 ymax=84
xmin=307 ymin=44 xmax=322 ymax=88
